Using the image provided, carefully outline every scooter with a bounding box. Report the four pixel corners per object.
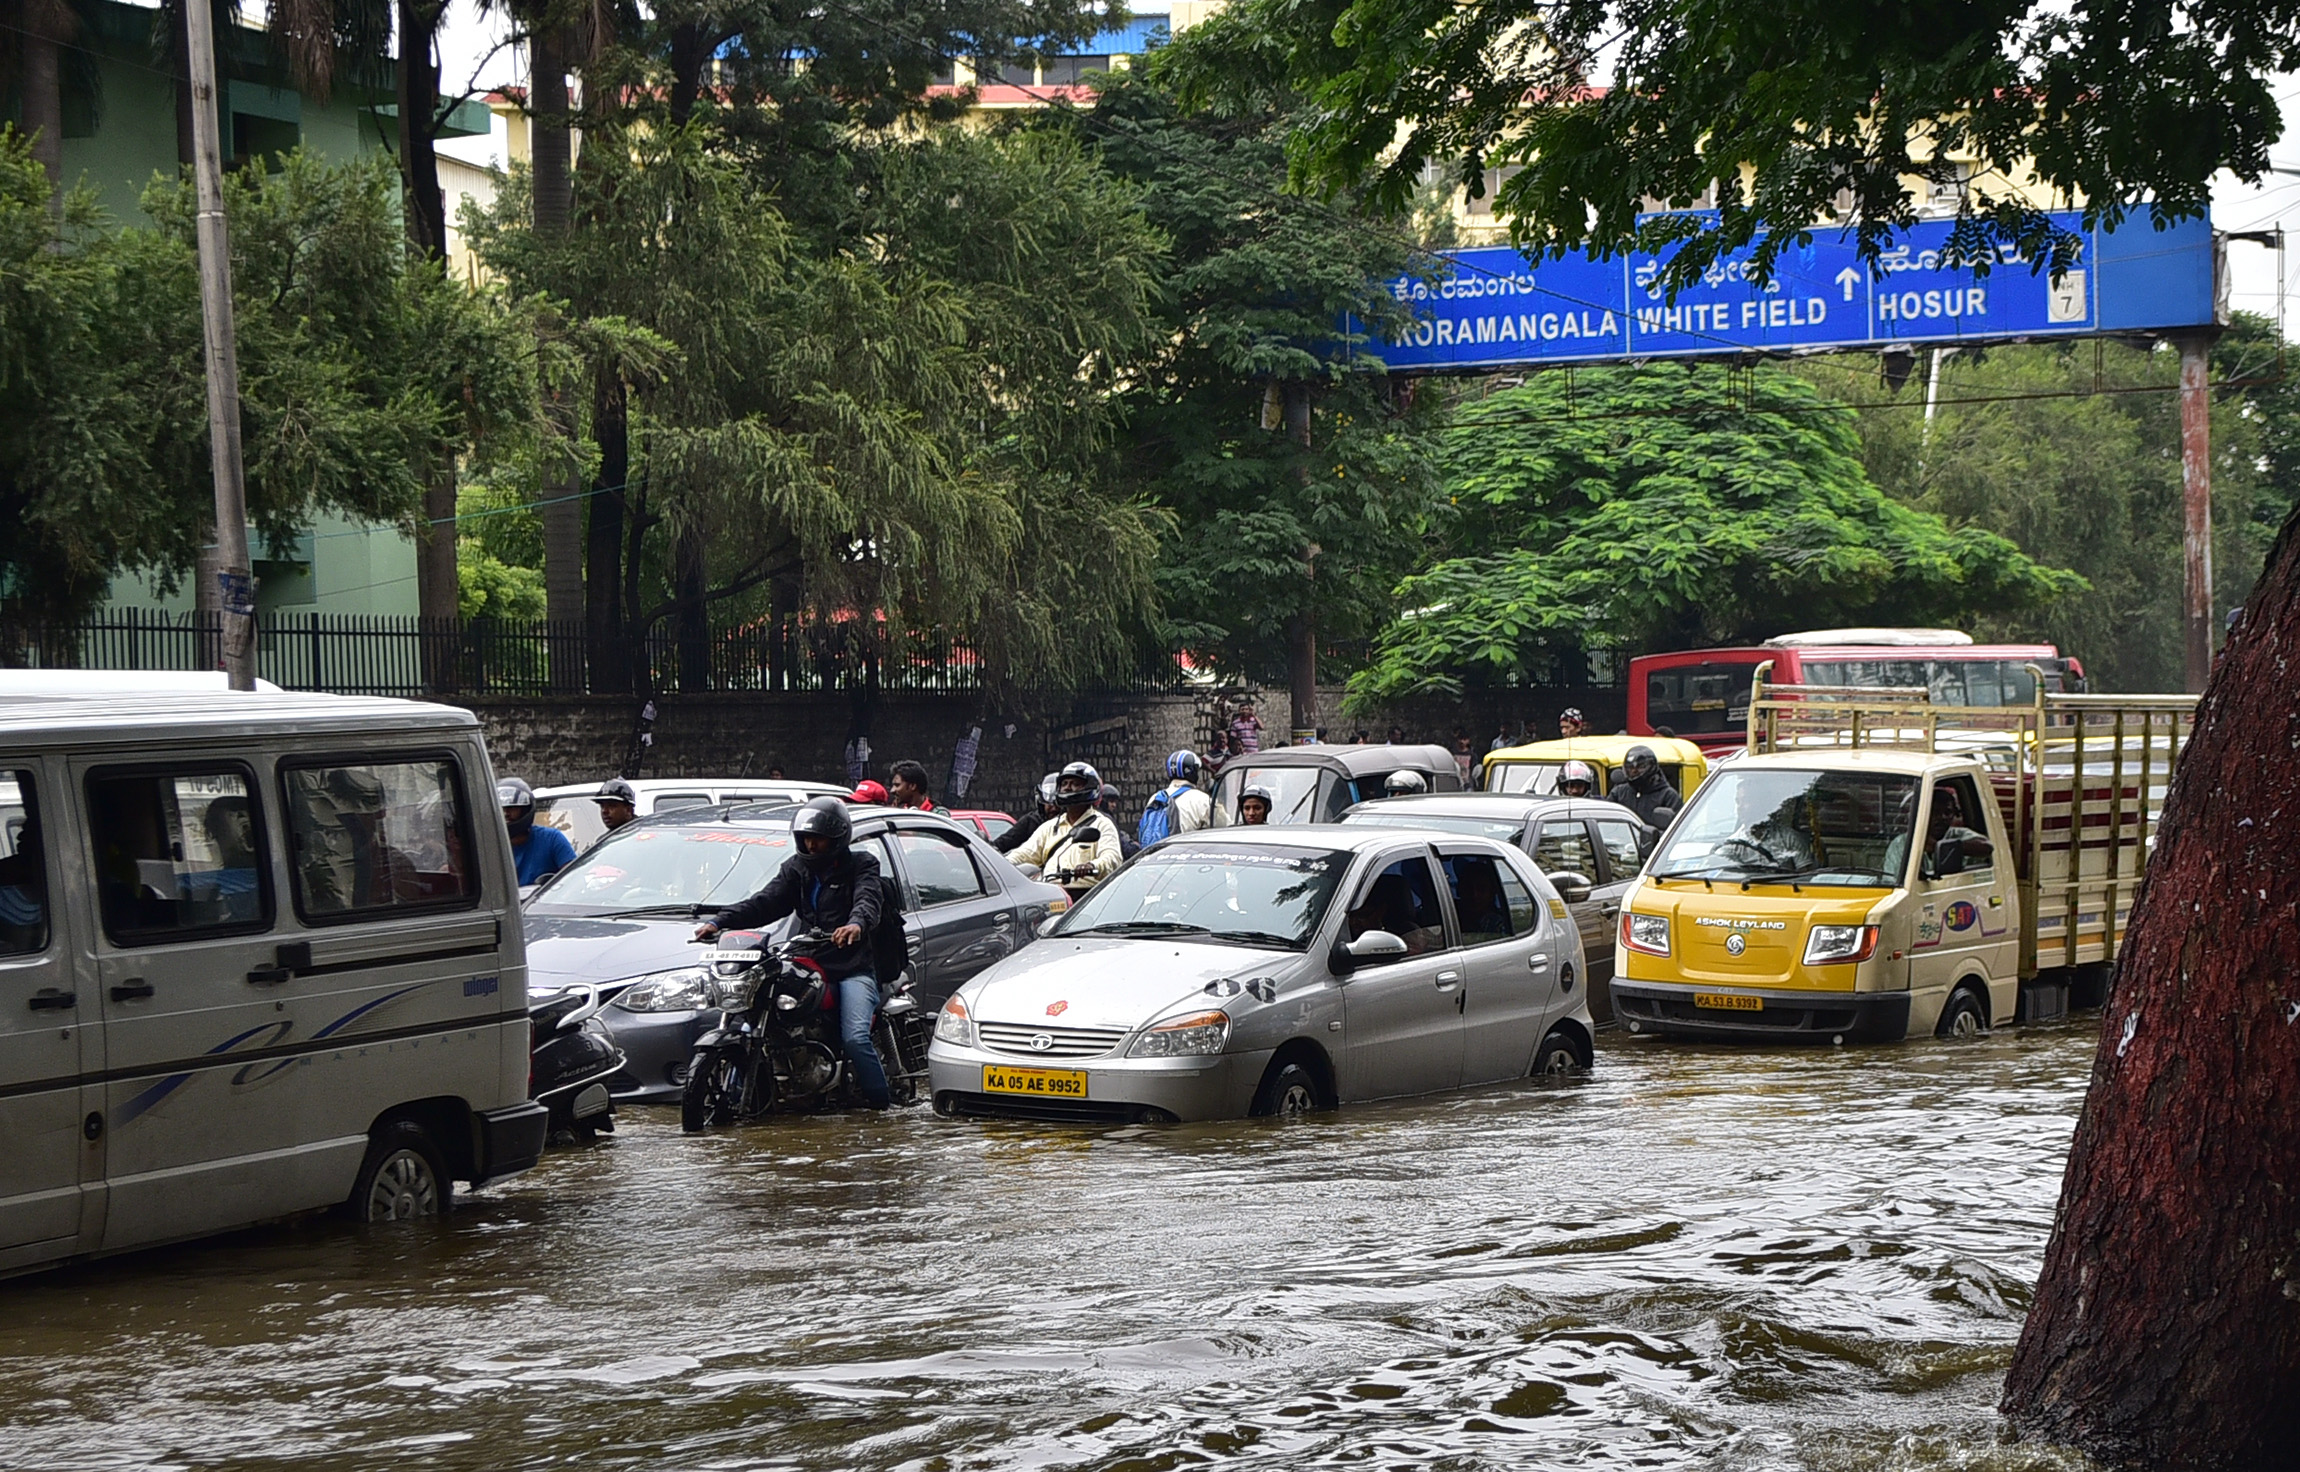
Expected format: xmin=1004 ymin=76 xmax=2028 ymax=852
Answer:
xmin=530 ymin=984 xmax=627 ymax=1145
xmin=680 ymin=930 xmax=930 ymax=1131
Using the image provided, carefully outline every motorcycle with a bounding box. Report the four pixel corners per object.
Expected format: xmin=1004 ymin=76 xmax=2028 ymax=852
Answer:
xmin=680 ymin=930 xmax=931 ymax=1131
xmin=530 ymin=984 xmax=627 ymax=1145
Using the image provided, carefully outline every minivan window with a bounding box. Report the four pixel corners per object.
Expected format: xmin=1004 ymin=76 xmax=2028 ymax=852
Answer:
xmin=87 ymin=766 xmax=271 ymax=942
xmin=0 ymin=769 xmax=48 ymax=954
xmin=281 ymin=758 xmax=478 ymax=920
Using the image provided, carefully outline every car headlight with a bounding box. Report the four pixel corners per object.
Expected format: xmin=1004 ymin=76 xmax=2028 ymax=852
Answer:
xmin=1128 ymin=1010 xmax=1230 ymax=1058
xmin=1803 ymin=924 xmax=1880 ymax=965
xmin=613 ymin=967 xmax=711 ymax=1012
xmin=1621 ymin=912 xmax=1671 ymax=956
xmin=935 ymin=994 xmax=976 ymax=1047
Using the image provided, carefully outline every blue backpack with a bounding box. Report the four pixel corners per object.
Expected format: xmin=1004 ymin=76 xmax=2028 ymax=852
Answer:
xmin=1138 ymin=788 xmax=1177 ymax=848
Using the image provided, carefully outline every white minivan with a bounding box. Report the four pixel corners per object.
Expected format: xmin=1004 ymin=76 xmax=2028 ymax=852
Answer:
xmin=0 ymin=688 xmax=546 ymax=1277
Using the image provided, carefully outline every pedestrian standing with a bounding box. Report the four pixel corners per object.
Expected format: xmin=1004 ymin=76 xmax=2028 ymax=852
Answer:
xmin=887 ymin=759 xmax=937 ymax=812
xmin=1228 ymin=700 xmax=1265 ymax=754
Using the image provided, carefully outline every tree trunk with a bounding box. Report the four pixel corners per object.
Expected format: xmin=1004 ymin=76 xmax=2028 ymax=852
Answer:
xmin=667 ymin=23 xmax=711 ymax=126
xmin=2000 ymin=507 xmax=2300 ymax=1469
xmin=587 ymin=370 xmax=629 ymax=692
xmin=529 ymin=25 xmax=585 ymax=688
xmin=395 ymin=0 xmax=450 ymax=264
xmin=21 ymin=3 xmax=66 ymax=194
xmin=674 ymin=520 xmax=710 ymax=693
xmin=1284 ymin=381 xmax=1318 ymax=741
xmin=415 ymin=461 xmax=459 ymax=691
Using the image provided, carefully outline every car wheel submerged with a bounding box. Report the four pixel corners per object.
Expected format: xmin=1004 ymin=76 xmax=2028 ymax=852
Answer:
xmin=350 ymin=1121 xmax=449 ymax=1223
xmin=1532 ymin=1028 xmax=1587 ymax=1077
xmin=1937 ymin=987 xmax=1988 ymax=1040
xmin=1251 ymin=1060 xmax=1327 ymax=1118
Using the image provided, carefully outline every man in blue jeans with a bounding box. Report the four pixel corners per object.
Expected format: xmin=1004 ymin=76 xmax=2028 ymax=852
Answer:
xmin=692 ymin=797 xmax=892 ymax=1108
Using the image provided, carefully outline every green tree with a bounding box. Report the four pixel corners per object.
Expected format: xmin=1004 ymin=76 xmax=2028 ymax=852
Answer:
xmin=1349 ymin=363 xmax=2079 ymax=705
xmin=1047 ymin=64 xmax=1448 ymax=732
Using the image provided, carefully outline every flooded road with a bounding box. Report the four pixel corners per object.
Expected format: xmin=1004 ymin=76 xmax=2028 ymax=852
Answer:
xmin=1 ymin=1027 xmax=2103 ymax=1471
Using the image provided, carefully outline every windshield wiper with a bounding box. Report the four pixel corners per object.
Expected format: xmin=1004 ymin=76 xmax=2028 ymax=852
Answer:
xmin=1075 ymin=921 xmax=1212 ymax=936
xmin=597 ymin=903 xmax=712 ymax=919
xmin=1208 ymin=928 xmax=1303 ymax=949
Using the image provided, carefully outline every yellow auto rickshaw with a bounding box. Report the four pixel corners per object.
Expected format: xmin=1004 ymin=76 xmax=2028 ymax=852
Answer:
xmin=1479 ymin=735 xmax=1709 ymax=802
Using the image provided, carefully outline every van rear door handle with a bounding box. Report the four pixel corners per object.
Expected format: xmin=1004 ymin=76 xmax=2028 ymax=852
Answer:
xmin=28 ymin=989 xmax=76 ymax=1011
xmin=110 ymin=979 xmax=154 ymax=1002
xmin=246 ymin=966 xmax=295 ymax=986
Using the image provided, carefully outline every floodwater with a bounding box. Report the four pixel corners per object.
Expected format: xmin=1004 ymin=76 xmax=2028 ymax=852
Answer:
xmin=1 ymin=1027 xmax=2106 ymax=1471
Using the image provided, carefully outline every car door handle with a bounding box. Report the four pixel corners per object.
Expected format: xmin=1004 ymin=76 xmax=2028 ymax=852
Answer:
xmin=1434 ymin=970 xmax=1462 ymax=991
xmin=1600 ymin=903 xmax=1620 ymax=916
xmin=1527 ymin=955 xmax=1549 ymax=971
xmin=28 ymin=988 xmax=76 ymax=1012
xmin=110 ymin=979 xmax=154 ymax=1002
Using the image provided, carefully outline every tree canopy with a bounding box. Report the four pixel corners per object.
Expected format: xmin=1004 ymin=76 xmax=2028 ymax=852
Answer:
xmin=1348 ymin=363 xmax=2081 ymax=705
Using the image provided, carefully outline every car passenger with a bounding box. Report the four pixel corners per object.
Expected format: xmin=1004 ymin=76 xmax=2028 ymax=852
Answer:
xmin=189 ymin=795 xmax=263 ymax=922
xmin=1344 ymin=873 xmax=1439 ymax=956
xmin=0 ymin=815 xmax=47 ymax=950
xmin=692 ymin=797 xmax=893 ymax=1110
xmin=1883 ymin=786 xmax=1995 ymax=879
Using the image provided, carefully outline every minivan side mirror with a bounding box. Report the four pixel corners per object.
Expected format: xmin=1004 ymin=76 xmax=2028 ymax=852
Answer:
xmin=1546 ymin=871 xmax=1593 ymax=904
xmin=1331 ymin=929 xmax=1408 ymax=974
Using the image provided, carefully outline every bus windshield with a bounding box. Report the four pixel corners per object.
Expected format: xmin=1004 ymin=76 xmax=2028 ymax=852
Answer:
xmin=1649 ymin=768 xmax=1919 ymax=887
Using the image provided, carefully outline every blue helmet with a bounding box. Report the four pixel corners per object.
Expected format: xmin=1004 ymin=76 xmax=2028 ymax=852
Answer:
xmin=1166 ymin=749 xmax=1204 ymax=782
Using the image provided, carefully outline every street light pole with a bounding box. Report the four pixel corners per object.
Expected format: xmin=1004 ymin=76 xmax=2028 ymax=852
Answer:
xmin=183 ymin=0 xmax=257 ymax=691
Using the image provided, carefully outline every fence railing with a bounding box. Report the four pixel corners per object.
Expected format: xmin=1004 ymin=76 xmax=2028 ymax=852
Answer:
xmin=6 ymin=608 xmax=1195 ymax=699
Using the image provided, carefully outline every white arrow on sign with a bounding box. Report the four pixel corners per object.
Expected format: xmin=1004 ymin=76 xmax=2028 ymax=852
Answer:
xmin=1835 ymin=266 xmax=1861 ymax=302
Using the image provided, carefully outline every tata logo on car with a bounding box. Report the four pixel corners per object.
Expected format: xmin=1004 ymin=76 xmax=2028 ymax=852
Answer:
xmin=1028 ymin=1034 xmax=1055 ymax=1051
xmin=1695 ymin=917 xmax=1788 ymax=930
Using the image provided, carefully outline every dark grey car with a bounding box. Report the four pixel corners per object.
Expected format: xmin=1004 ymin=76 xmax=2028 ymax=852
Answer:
xmin=1341 ymin=794 xmax=1656 ymax=1024
xmin=522 ymin=803 xmax=1068 ymax=1101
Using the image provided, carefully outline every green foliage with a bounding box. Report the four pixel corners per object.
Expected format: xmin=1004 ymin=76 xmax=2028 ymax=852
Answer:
xmin=1048 ymin=64 xmax=1449 ymax=687
xmin=1175 ymin=0 xmax=2300 ymax=292
xmin=1349 ymin=364 xmax=2081 ymax=706
xmin=458 ymin=553 xmax=547 ymax=620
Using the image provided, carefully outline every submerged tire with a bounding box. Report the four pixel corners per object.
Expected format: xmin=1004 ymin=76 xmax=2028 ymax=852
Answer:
xmin=1937 ymin=988 xmax=1988 ymax=1040
xmin=1251 ymin=1060 xmax=1325 ymax=1117
xmin=681 ymin=1049 xmax=719 ymax=1134
xmin=349 ymin=1120 xmax=449 ymax=1223
xmin=1532 ymin=1028 xmax=1587 ymax=1077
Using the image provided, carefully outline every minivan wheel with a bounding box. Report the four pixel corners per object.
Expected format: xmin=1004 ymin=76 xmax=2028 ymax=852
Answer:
xmin=350 ymin=1121 xmax=449 ymax=1223
xmin=1937 ymin=988 xmax=1988 ymax=1040
xmin=1251 ymin=1061 xmax=1325 ymax=1117
xmin=1532 ymin=1029 xmax=1586 ymax=1077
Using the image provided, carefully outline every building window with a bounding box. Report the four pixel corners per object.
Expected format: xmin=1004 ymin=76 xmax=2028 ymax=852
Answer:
xmin=994 ymin=60 xmax=1037 ymax=86
xmin=1039 ymin=55 xmax=1113 ymax=85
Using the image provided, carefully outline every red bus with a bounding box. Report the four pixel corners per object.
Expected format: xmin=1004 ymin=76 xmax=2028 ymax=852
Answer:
xmin=1628 ymin=629 xmax=2087 ymax=752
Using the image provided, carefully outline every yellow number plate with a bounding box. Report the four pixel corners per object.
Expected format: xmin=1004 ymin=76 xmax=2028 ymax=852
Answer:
xmin=1694 ymin=992 xmax=1763 ymax=1012
xmin=982 ymin=1064 xmax=1088 ymax=1098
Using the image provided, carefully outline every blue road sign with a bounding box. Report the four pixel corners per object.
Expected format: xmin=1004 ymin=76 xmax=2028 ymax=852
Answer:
xmin=1351 ymin=212 xmax=2218 ymax=373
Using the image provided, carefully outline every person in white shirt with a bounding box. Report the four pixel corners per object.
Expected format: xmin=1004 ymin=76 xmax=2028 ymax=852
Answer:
xmin=1010 ymin=763 xmax=1124 ymax=897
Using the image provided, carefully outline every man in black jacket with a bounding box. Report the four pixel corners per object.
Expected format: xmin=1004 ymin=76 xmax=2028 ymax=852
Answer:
xmin=1610 ymin=745 xmax=1681 ymax=831
xmin=693 ymin=797 xmax=891 ymax=1108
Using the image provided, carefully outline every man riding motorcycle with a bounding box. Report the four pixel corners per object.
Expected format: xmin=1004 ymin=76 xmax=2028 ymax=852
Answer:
xmin=1008 ymin=762 xmax=1123 ymax=898
xmin=1556 ymin=760 xmax=1598 ymax=799
xmin=1609 ymin=744 xmax=1680 ymax=829
xmin=692 ymin=797 xmax=893 ymax=1109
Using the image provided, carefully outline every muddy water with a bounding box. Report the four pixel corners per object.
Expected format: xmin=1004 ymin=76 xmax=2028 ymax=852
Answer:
xmin=0 ymin=1028 xmax=2105 ymax=1471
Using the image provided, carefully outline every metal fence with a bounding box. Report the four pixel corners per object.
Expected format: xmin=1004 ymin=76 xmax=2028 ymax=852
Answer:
xmin=5 ymin=608 xmax=1192 ymax=699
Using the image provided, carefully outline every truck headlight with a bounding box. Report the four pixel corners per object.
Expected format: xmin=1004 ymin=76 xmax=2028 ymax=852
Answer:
xmin=1803 ymin=924 xmax=1880 ymax=965
xmin=1621 ymin=912 xmax=1671 ymax=957
xmin=613 ymin=968 xmax=710 ymax=1011
xmin=936 ymin=994 xmax=976 ymax=1047
xmin=1128 ymin=1010 xmax=1230 ymax=1058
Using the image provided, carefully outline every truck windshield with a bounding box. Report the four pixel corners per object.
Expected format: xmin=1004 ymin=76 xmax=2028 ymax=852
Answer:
xmin=1649 ymin=769 xmax=1919 ymax=887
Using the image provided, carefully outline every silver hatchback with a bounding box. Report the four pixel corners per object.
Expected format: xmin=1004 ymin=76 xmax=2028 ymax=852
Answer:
xmin=929 ymin=827 xmax=1594 ymax=1123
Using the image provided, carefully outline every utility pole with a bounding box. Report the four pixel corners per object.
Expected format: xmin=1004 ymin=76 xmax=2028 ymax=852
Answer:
xmin=2177 ymin=332 xmax=2215 ymax=693
xmin=184 ymin=0 xmax=257 ymax=691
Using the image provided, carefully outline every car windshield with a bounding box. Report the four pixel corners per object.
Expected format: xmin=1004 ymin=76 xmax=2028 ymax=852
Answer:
xmin=527 ymin=822 xmax=792 ymax=913
xmin=1648 ymin=768 xmax=1918 ymax=887
xmin=1342 ymin=810 xmax=1526 ymax=845
xmin=1054 ymin=844 xmax=1352 ymax=950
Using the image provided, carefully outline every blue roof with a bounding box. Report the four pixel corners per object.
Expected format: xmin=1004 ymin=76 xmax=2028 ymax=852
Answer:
xmin=1090 ymin=14 xmax=1170 ymax=53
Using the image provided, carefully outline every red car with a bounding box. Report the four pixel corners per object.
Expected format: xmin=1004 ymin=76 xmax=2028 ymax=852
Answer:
xmin=943 ymin=808 xmax=1016 ymax=843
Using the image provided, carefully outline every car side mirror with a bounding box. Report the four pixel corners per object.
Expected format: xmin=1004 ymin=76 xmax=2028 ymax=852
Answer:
xmin=1034 ymin=913 xmax=1058 ymax=937
xmin=1331 ymin=929 xmax=1408 ymax=974
xmin=1546 ymin=871 xmax=1593 ymax=904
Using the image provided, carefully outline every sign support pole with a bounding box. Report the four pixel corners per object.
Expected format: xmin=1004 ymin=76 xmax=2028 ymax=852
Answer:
xmin=184 ymin=0 xmax=256 ymax=691
xmin=2178 ymin=332 xmax=2216 ymax=692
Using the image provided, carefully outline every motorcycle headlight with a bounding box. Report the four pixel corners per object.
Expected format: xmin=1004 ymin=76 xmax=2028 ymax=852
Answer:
xmin=711 ymin=972 xmax=762 ymax=1009
xmin=613 ymin=967 xmax=710 ymax=1012
xmin=1803 ymin=924 xmax=1880 ymax=965
xmin=935 ymin=994 xmax=976 ymax=1047
xmin=1128 ymin=1010 xmax=1230 ymax=1058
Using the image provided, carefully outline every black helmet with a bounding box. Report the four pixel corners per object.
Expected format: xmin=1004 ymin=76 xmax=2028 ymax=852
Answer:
xmin=592 ymin=778 xmax=638 ymax=806
xmin=791 ymin=796 xmax=853 ymax=871
xmin=1383 ymin=770 xmax=1428 ymax=797
xmin=496 ymin=777 xmax=536 ymax=837
xmin=1166 ymin=749 xmax=1204 ymax=783
xmin=1055 ymin=761 xmax=1102 ymax=810
xmin=1621 ymin=745 xmax=1658 ymax=783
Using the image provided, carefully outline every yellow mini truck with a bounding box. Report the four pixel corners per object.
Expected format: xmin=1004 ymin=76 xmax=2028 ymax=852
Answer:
xmin=1611 ymin=671 xmax=2193 ymax=1043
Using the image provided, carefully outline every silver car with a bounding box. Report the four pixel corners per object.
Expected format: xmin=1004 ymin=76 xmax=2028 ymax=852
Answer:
xmin=929 ymin=826 xmax=1594 ymax=1123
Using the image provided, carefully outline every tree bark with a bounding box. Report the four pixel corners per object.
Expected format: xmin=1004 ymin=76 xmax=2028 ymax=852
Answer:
xmin=21 ymin=2 xmax=67 ymax=195
xmin=415 ymin=460 xmax=459 ymax=691
xmin=667 ymin=22 xmax=712 ymax=126
xmin=395 ymin=0 xmax=450 ymax=264
xmin=674 ymin=519 xmax=710 ymax=693
xmin=2000 ymin=507 xmax=2300 ymax=1469
xmin=528 ymin=23 xmax=585 ymax=688
xmin=587 ymin=369 xmax=629 ymax=692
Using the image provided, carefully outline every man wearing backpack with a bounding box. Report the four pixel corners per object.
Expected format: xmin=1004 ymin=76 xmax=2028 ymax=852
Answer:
xmin=1139 ymin=750 xmax=1216 ymax=848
